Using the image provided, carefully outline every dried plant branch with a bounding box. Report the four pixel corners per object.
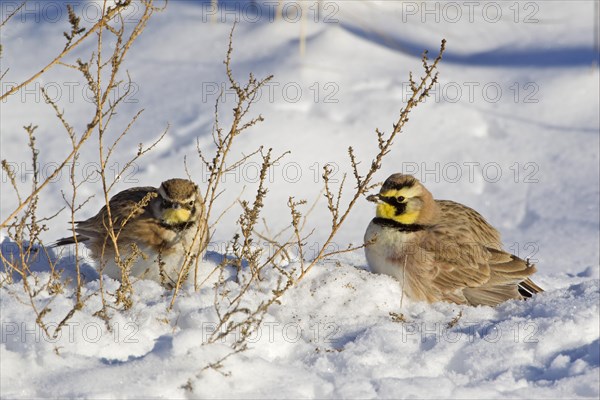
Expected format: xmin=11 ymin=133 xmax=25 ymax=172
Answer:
xmin=86 ymin=0 xmax=159 ymax=311
xmin=294 ymin=39 xmax=446 ymax=283
xmin=0 ymin=1 xmax=160 ymax=230
xmin=0 ymin=1 xmax=26 ymax=81
xmin=0 ymin=1 xmax=25 ymax=28
xmin=0 ymin=1 xmax=133 ymax=101
xmin=1 ymin=0 xmax=164 ymax=338
xmin=199 ymin=24 xmax=274 ymax=227
xmin=63 ymin=4 xmax=86 ymax=49
xmin=185 ymin=26 xmax=305 ymax=385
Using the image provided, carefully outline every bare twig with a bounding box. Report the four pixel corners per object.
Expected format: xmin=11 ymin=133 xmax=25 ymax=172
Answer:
xmin=294 ymin=39 xmax=447 ymax=283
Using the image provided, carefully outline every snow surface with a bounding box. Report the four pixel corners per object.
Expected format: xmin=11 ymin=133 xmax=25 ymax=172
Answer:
xmin=1 ymin=0 xmax=599 ymax=398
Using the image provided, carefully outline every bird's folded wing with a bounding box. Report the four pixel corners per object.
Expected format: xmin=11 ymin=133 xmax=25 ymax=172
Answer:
xmin=105 ymin=186 xmax=157 ymax=226
xmin=484 ymin=248 xmax=538 ymax=286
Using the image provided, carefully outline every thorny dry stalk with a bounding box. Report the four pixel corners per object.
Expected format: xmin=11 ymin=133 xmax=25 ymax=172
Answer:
xmin=0 ymin=1 xmax=26 ymax=81
xmin=186 ymin=34 xmax=445 ymax=385
xmin=196 ymin=24 xmax=274 ymax=241
xmin=252 ymin=188 xmax=321 ymax=271
xmin=0 ymin=0 xmax=163 ymax=229
xmin=165 ymin=23 xmax=277 ymax=311
xmin=1 ymin=0 xmax=163 ymax=338
xmin=0 ymin=0 xmax=162 ymax=101
xmin=293 ymin=39 xmax=447 ymax=283
xmin=198 ymin=28 xmax=293 ymax=318
xmin=244 ymin=42 xmax=447 ymax=287
xmin=235 ymin=148 xmax=290 ymax=279
xmin=181 ymin=26 xmax=299 ymax=385
xmin=1 ymin=126 xmax=55 ymax=338
xmin=87 ymin=0 xmax=164 ymax=316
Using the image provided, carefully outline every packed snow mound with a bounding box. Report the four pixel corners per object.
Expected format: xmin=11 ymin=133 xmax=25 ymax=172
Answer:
xmin=1 ymin=251 xmax=598 ymax=398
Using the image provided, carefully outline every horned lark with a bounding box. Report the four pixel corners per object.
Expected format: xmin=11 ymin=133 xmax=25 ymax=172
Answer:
xmin=55 ymin=178 xmax=208 ymax=287
xmin=364 ymin=173 xmax=542 ymax=306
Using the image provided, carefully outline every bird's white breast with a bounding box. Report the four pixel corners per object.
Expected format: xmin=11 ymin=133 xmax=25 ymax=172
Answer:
xmin=100 ymin=226 xmax=204 ymax=285
xmin=364 ymin=220 xmax=419 ymax=297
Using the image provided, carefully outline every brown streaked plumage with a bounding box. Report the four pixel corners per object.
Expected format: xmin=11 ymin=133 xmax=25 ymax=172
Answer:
xmin=364 ymin=173 xmax=543 ymax=306
xmin=55 ymin=178 xmax=208 ymax=287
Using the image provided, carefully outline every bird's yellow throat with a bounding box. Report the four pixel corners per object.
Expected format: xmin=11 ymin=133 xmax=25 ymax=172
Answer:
xmin=163 ymin=208 xmax=191 ymax=224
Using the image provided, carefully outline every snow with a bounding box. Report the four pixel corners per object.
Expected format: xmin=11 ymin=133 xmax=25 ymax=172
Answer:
xmin=1 ymin=0 xmax=599 ymax=398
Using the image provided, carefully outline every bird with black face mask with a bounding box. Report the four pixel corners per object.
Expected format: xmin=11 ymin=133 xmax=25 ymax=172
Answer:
xmin=55 ymin=178 xmax=208 ymax=287
xmin=364 ymin=173 xmax=542 ymax=306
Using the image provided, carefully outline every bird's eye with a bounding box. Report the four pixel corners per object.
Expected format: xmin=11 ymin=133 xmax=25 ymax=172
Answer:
xmin=397 ymin=196 xmax=405 ymax=202
xmin=188 ymin=200 xmax=194 ymax=207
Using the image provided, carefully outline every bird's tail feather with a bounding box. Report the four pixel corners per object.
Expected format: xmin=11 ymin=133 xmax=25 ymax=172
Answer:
xmin=52 ymin=235 xmax=88 ymax=247
xmin=518 ymin=278 xmax=544 ymax=297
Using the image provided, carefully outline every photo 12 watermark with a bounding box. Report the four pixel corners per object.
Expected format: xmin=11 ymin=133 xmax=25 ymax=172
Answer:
xmin=1 ymin=1 xmax=154 ymax=25
xmin=192 ymin=160 xmax=541 ymax=186
xmin=397 ymin=2 xmax=540 ymax=24
xmin=402 ymin=81 xmax=540 ymax=104
xmin=1 ymin=161 xmax=140 ymax=185
xmin=401 ymin=321 xmax=540 ymax=344
xmin=1 ymin=81 xmax=139 ymax=105
xmin=1 ymin=321 xmax=140 ymax=344
xmin=400 ymin=161 xmax=540 ymax=184
xmin=198 ymin=1 xmax=340 ymax=24
xmin=201 ymin=81 xmax=340 ymax=105
xmin=201 ymin=321 xmax=340 ymax=344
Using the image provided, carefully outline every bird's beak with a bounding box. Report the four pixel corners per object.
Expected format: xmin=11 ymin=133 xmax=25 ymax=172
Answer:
xmin=367 ymin=194 xmax=381 ymax=203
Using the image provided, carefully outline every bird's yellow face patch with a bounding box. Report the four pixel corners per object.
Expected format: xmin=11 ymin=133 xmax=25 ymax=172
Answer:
xmin=162 ymin=208 xmax=191 ymax=224
xmin=375 ymin=187 xmax=421 ymax=224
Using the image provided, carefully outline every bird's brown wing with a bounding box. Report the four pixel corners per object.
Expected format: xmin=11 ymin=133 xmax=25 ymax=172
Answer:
xmin=461 ymin=248 xmax=538 ymax=306
xmin=422 ymin=200 xmax=538 ymax=306
xmin=73 ymin=186 xmax=158 ymax=239
xmin=419 ymin=222 xmax=493 ymax=303
xmin=435 ymin=200 xmax=503 ymax=247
